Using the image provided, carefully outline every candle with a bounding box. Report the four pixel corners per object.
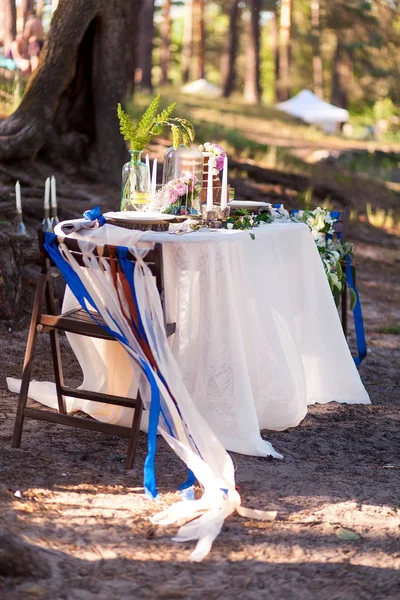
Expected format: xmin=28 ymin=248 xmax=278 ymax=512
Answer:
xmin=50 ymin=176 xmax=57 ymax=210
xmin=206 ymin=157 xmax=213 ymax=211
xmin=44 ymin=177 xmax=50 ymax=209
xmin=151 ymin=158 xmax=157 ymax=196
xmin=15 ymin=181 xmax=22 ymax=213
xmin=221 ymin=155 xmax=228 ymax=209
xmin=145 ymin=153 xmax=151 ymax=190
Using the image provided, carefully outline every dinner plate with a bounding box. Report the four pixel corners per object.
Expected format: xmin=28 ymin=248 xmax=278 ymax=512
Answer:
xmin=104 ymin=211 xmax=176 ymax=223
xmin=228 ymin=200 xmax=271 ymax=209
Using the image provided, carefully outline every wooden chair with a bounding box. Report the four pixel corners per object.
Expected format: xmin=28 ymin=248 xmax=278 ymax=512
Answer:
xmin=11 ymin=229 xmax=175 ymax=469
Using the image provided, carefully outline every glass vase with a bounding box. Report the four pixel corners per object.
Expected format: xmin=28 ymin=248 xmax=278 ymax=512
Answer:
xmin=120 ymin=150 xmax=151 ymax=211
xmin=161 ymin=144 xmax=204 ymax=215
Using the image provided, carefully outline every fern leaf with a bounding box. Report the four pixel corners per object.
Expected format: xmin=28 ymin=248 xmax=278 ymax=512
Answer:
xmin=155 ymin=102 xmax=176 ymax=124
xmin=134 ymin=95 xmax=161 ymax=146
xmin=117 ymin=103 xmax=135 ymax=144
xmin=182 ymin=130 xmax=192 ymax=148
xmin=174 ymin=118 xmax=195 ymax=142
xmin=171 ymin=125 xmax=181 ymax=149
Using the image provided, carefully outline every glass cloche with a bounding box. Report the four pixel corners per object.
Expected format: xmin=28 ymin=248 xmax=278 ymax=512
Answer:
xmin=161 ymin=144 xmax=204 ymax=215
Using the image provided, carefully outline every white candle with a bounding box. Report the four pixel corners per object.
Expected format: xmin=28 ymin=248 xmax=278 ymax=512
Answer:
xmin=15 ymin=181 xmax=22 ymax=213
xmin=206 ymin=157 xmax=213 ymax=211
xmin=145 ymin=153 xmax=151 ymax=190
xmin=51 ymin=176 xmax=57 ymax=209
xmin=221 ymin=155 xmax=228 ymax=209
xmin=151 ymin=158 xmax=157 ymax=196
xmin=44 ymin=177 xmax=50 ymax=209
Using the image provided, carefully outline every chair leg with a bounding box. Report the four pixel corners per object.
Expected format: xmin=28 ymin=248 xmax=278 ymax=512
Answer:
xmin=341 ymin=281 xmax=348 ymax=339
xmin=45 ymin=275 xmax=66 ymax=414
xmin=12 ymin=274 xmax=46 ymax=448
xmin=126 ymin=395 xmax=143 ymax=470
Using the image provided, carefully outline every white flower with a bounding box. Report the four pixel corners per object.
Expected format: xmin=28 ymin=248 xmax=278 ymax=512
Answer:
xmin=312 ymin=231 xmax=325 ymax=245
xmin=330 ymin=272 xmax=341 ymax=289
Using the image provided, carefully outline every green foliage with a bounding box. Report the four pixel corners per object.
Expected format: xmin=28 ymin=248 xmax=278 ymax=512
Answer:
xmin=378 ymin=324 xmax=400 ymax=335
xmin=349 ymin=288 xmax=358 ymax=312
xmin=117 ymin=95 xmax=195 ymax=151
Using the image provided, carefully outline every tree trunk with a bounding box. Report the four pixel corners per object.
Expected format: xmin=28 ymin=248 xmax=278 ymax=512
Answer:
xmin=0 ymin=0 xmax=139 ymax=188
xmin=244 ymin=0 xmax=262 ymax=104
xmin=0 ymin=229 xmax=23 ymax=320
xmin=136 ymin=0 xmax=155 ymax=93
xmin=311 ymin=0 xmax=323 ymax=98
xmin=21 ymin=0 xmax=34 ymax=26
xmin=193 ymin=0 xmax=206 ymax=80
xmin=277 ymin=0 xmax=291 ymax=101
xmin=160 ymin=0 xmax=171 ymax=86
xmin=221 ymin=0 xmax=240 ymax=98
xmin=331 ymin=34 xmax=352 ymax=109
xmin=182 ymin=0 xmax=193 ymax=83
xmin=2 ymin=0 xmax=17 ymax=56
xmin=271 ymin=8 xmax=280 ymax=102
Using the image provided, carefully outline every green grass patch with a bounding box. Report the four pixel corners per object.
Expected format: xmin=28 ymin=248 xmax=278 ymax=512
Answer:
xmin=378 ymin=325 xmax=400 ymax=335
xmin=126 ymin=90 xmax=313 ymax=173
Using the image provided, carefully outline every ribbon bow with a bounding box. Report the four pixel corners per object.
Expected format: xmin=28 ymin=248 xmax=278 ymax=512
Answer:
xmin=83 ymin=206 xmax=106 ymax=226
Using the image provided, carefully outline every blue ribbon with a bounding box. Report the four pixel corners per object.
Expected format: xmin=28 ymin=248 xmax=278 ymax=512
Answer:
xmin=345 ymin=253 xmax=367 ymax=365
xmin=44 ymin=232 xmax=163 ymax=498
xmin=83 ymin=206 xmax=106 ymax=226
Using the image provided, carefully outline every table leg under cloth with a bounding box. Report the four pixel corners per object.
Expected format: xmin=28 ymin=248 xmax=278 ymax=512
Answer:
xmin=7 ymin=222 xmax=369 ymax=457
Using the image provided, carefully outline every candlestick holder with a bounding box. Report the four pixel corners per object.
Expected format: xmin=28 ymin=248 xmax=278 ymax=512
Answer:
xmin=15 ymin=212 xmax=27 ymax=236
xmin=200 ymin=205 xmax=230 ymax=228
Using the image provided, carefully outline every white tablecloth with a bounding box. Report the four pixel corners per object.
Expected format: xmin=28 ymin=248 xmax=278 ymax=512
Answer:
xmin=9 ymin=221 xmax=370 ymax=457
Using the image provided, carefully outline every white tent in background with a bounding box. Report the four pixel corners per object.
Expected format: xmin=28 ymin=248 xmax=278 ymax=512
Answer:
xmin=181 ymin=78 xmax=222 ymax=97
xmin=276 ymin=89 xmax=349 ymax=133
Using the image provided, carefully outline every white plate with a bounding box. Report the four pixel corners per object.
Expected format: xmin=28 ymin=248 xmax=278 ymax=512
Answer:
xmin=228 ymin=200 xmax=271 ymax=209
xmin=104 ymin=211 xmax=176 ymax=222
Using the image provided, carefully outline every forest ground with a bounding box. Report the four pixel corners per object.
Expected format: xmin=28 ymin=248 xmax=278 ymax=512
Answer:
xmin=0 ymin=99 xmax=400 ymax=599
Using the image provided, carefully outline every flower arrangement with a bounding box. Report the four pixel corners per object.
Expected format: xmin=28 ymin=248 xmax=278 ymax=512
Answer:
xmin=292 ymin=207 xmax=356 ymax=309
xmin=198 ymin=142 xmax=226 ymax=176
xmin=164 ymin=173 xmax=202 ymax=215
xmin=117 ymin=95 xmax=195 ymax=151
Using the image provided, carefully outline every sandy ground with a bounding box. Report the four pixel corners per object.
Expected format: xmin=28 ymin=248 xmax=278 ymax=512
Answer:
xmin=0 ymin=226 xmax=399 ymax=600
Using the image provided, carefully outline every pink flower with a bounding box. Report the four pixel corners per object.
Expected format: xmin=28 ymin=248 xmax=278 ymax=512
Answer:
xmin=183 ymin=172 xmax=198 ymax=184
xmin=175 ymin=183 xmax=188 ymax=196
xmin=215 ymin=156 xmax=225 ymax=171
xmin=169 ymin=189 xmax=179 ymax=203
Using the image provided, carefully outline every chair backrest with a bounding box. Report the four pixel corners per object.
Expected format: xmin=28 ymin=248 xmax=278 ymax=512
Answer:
xmin=330 ymin=206 xmax=350 ymax=240
xmin=38 ymin=228 xmax=165 ymax=301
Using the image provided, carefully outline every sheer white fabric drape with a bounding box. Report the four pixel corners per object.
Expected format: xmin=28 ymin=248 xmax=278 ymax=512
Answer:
xmin=8 ymin=222 xmax=369 ymax=458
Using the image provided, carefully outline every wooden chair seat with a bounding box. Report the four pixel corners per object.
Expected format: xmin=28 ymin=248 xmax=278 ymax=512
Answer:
xmin=39 ymin=307 xmax=176 ymax=339
xmin=11 ymin=229 xmax=175 ymax=470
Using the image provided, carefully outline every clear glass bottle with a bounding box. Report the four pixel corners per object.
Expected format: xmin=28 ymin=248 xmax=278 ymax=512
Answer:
xmin=120 ymin=150 xmax=151 ymax=211
xmin=162 ymin=145 xmax=204 ymax=215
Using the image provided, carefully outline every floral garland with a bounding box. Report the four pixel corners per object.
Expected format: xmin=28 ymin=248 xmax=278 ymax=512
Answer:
xmin=222 ymin=205 xmax=356 ymax=309
xmin=198 ymin=142 xmax=226 ymax=176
